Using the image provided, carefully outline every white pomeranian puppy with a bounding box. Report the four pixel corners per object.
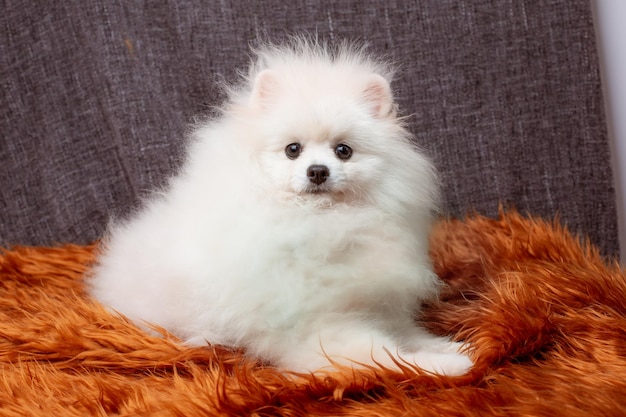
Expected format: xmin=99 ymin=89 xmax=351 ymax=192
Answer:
xmin=88 ymin=38 xmax=473 ymax=376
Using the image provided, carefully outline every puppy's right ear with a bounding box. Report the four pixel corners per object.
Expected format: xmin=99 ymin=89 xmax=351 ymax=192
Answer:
xmin=250 ymin=69 xmax=280 ymax=109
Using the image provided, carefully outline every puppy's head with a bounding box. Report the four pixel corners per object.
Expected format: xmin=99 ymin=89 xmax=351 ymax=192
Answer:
xmin=229 ymin=39 xmax=438 ymax=216
xmin=252 ymin=70 xmax=395 ymax=207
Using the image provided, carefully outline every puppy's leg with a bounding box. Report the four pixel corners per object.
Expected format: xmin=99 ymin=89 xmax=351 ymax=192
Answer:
xmin=279 ymin=321 xmax=472 ymax=375
xmin=399 ymin=326 xmax=474 ymax=376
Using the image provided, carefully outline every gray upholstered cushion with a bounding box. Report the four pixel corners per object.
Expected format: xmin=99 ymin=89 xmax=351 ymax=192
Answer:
xmin=0 ymin=1 xmax=617 ymax=256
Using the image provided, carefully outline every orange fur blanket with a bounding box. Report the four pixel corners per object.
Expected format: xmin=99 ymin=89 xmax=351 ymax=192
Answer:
xmin=1 ymin=212 xmax=625 ymax=416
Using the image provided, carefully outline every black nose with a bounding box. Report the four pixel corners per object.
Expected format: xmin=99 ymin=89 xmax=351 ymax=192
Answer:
xmin=307 ymin=165 xmax=330 ymax=185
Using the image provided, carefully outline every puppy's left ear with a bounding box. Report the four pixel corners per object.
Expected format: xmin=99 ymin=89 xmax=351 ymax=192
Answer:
xmin=362 ymin=74 xmax=396 ymax=119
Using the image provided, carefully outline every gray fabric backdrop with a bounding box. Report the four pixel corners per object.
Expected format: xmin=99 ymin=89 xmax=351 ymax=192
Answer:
xmin=0 ymin=1 xmax=618 ymax=256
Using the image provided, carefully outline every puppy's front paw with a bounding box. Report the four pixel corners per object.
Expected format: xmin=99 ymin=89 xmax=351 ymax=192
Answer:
xmin=410 ymin=345 xmax=473 ymax=376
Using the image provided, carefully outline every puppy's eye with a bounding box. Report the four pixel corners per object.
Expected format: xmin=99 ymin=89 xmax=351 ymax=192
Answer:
xmin=335 ymin=144 xmax=353 ymax=160
xmin=285 ymin=143 xmax=302 ymax=159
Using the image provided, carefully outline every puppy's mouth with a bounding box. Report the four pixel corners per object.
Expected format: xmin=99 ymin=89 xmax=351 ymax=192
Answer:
xmin=304 ymin=184 xmax=332 ymax=194
xmin=295 ymin=183 xmax=353 ymax=208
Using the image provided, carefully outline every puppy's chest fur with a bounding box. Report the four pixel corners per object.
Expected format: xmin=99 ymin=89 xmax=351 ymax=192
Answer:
xmin=220 ymin=205 xmax=424 ymax=309
xmin=179 ymin=211 xmax=413 ymax=347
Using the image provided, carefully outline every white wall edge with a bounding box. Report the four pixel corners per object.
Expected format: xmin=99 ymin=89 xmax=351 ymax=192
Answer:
xmin=590 ymin=0 xmax=626 ymax=263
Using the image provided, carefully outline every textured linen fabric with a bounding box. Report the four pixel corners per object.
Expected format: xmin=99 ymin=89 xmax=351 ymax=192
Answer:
xmin=0 ymin=1 xmax=618 ymax=256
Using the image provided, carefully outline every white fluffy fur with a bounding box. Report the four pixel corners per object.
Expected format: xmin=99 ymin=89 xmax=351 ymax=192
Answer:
xmin=88 ymin=38 xmax=473 ymax=376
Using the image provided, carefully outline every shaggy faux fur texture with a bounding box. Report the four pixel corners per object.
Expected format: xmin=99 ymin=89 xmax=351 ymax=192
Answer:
xmin=0 ymin=211 xmax=624 ymax=416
